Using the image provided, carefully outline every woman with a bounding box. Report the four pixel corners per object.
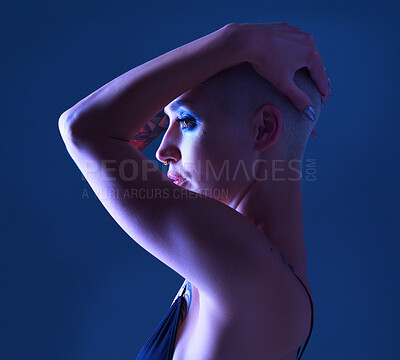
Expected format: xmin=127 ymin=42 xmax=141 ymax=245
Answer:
xmin=59 ymin=22 xmax=331 ymax=359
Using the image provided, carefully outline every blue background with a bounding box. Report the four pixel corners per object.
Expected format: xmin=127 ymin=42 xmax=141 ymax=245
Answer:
xmin=1 ymin=1 xmax=399 ymax=359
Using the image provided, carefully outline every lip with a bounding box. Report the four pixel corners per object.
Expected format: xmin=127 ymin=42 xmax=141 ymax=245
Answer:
xmin=167 ymin=172 xmax=185 ymax=181
xmin=173 ymin=178 xmax=187 ymax=186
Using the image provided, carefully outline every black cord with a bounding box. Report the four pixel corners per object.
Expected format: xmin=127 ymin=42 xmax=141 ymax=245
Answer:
xmin=292 ymin=272 xmax=315 ymax=360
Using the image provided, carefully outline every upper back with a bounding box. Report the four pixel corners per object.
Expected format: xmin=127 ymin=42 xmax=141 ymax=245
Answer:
xmin=171 ymin=253 xmax=313 ymax=360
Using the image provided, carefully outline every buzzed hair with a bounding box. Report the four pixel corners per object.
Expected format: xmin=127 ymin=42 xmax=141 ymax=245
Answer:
xmin=197 ymin=62 xmax=322 ymax=161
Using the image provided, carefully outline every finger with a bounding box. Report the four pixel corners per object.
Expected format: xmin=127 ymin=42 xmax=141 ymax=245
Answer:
xmin=280 ymin=78 xmax=316 ymax=122
xmin=306 ymin=50 xmax=330 ymax=101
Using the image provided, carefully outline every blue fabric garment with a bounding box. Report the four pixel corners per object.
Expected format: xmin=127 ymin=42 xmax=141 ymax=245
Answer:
xmin=136 ymin=293 xmax=184 ymax=360
xmin=136 ymin=255 xmax=314 ymax=360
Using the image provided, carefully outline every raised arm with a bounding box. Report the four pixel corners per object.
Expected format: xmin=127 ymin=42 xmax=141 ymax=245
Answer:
xmin=59 ymin=23 xmax=242 ymax=141
xmin=59 ymin=22 xmax=329 ymax=143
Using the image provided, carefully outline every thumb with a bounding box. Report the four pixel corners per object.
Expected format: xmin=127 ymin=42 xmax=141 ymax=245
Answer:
xmin=281 ymin=79 xmax=316 ymax=122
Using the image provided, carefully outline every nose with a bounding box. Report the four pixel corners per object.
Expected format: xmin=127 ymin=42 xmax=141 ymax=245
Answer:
xmin=155 ymin=129 xmax=181 ymax=165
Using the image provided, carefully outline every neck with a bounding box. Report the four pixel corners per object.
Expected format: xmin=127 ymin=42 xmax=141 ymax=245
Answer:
xmin=228 ymin=173 xmax=308 ymax=278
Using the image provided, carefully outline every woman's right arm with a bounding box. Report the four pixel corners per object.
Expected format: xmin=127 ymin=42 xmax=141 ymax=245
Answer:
xmin=242 ymin=22 xmax=330 ymax=116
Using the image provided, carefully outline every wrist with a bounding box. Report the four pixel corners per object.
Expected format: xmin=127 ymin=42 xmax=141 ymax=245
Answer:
xmin=224 ymin=23 xmax=249 ymax=67
xmin=218 ymin=23 xmax=248 ymax=70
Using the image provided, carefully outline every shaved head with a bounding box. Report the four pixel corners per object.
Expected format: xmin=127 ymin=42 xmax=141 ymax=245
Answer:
xmin=195 ymin=62 xmax=322 ymax=161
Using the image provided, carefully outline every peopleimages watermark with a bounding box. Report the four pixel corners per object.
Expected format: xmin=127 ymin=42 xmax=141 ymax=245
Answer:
xmin=78 ymin=158 xmax=317 ymax=183
xmin=78 ymin=158 xmax=317 ymax=199
xmin=81 ymin=186 xmax=229 ymax=200
xmin=304 ymin=158 xmax=317 ymax=182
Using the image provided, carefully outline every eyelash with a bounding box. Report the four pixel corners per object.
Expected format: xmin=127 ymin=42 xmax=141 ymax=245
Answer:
xmin=176 ymin=115 xmax=197 ymax=130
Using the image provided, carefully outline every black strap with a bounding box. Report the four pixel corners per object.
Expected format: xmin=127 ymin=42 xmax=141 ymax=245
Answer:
xmin=292 ymin=272 xmax=315 ymax=360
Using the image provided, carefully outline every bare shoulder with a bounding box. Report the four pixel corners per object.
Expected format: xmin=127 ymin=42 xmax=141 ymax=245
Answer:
xmin=60 ymin=133 xmax=309 ymax=340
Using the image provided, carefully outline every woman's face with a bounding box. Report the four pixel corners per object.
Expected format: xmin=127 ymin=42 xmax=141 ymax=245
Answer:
xmin=155 ymin=89 xmax=256 ymax=205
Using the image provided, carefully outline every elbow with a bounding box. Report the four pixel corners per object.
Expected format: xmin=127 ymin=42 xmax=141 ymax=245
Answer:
xmin=58 ymin=110 xmax=81 ymax=141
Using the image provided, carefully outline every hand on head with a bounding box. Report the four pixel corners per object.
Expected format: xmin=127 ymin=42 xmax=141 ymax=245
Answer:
xmin=231 ymin=22 xmax=332 ymax=137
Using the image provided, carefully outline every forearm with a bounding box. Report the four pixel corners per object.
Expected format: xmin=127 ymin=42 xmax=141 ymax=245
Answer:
xmin=128 ymin=109 xmax=168 ymax=151
xmin=63 ymin=23 xmax=244 ymax=141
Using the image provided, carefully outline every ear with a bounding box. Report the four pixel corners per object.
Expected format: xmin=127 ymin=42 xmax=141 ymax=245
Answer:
xmin=253 ymin=104 xmax=282 ymax=152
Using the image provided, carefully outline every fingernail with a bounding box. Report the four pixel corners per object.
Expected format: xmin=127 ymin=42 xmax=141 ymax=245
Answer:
xmin=303 ymin=106 xmax=315 ymax=122
xmin=328 ymin=77 xmax=332 ymax=85
xmin=311 ymin=124 xmax=317 ymax=138
xmin=329 ymin=87 xmax=333 ymax=96
xmin=323 ymin=66 xmax=327 ymax=72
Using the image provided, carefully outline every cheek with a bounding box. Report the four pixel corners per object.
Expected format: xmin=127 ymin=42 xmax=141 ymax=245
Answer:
xmin=207 ymin=142 xmax=254 ymax=185
xmin=180 ymin=141 xmax=206 ymax=176
xmin=182 ymin=130 xmax=246 ymax=183
xmin=180 ymin=140 xmax=215 ymax=183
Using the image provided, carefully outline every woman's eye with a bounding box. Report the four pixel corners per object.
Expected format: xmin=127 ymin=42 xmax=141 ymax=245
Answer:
xmin=176 ymin=115 xmax=197 ymax=130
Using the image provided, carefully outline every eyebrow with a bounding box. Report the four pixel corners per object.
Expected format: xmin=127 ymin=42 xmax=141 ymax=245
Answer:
xmin=164 ymin=99 xmax=196 ymax=114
